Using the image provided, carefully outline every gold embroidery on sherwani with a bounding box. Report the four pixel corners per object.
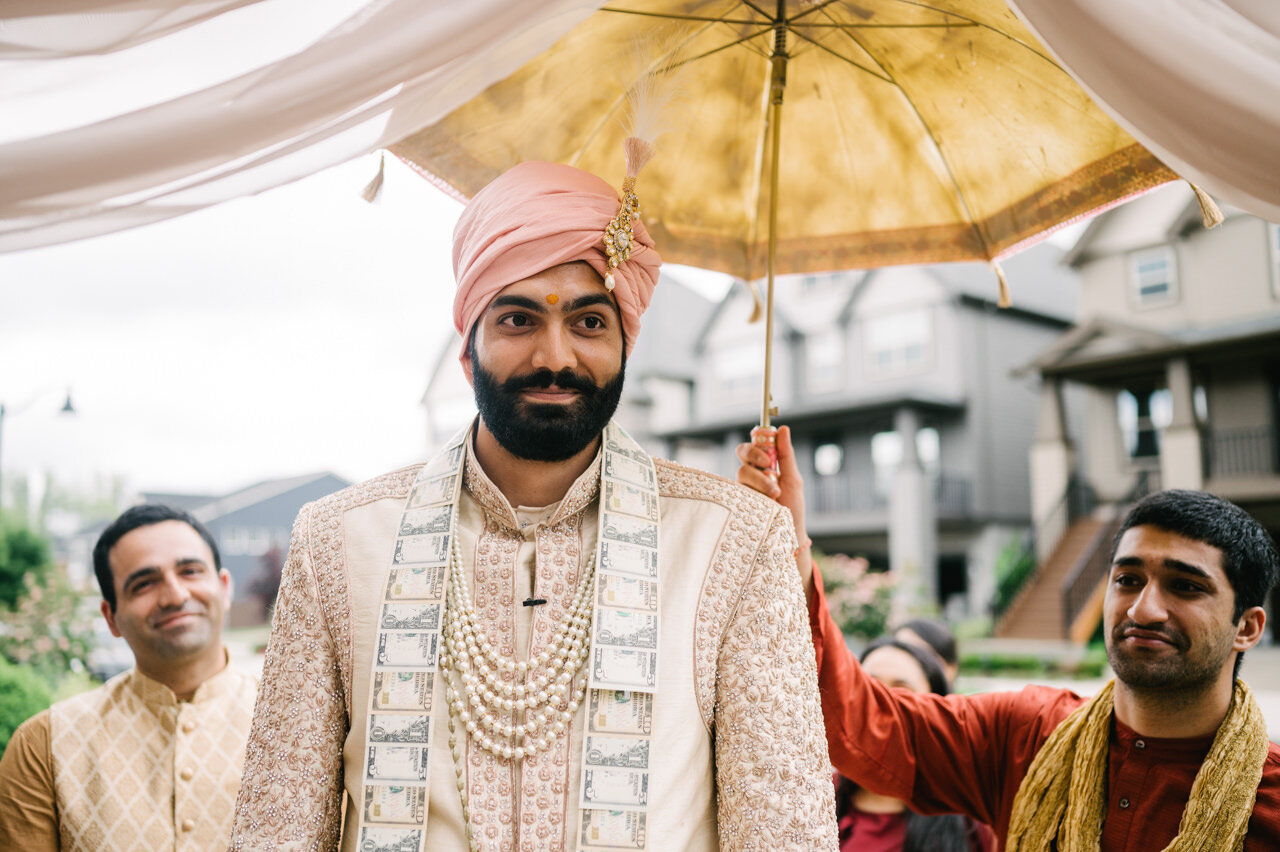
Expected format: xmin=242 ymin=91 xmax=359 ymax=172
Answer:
xmin=230 ymin=455 xmax=838 ymax=851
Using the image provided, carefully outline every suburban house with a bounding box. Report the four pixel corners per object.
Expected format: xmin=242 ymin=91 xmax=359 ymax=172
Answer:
xmin=64 ymin=472 xmax=349 ymax=628
xmin=1007 ymin=183 xmax=1280 ymax=642
xmin=656 ymin=244 xmax=1078 ymax=617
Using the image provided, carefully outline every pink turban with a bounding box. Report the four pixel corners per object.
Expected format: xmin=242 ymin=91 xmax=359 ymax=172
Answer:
xmin=452 ymin=161 xmax=661 ymax=359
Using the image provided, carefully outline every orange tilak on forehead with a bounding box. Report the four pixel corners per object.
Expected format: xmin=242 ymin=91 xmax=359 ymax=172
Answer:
xmin=546 ymin=293 xmax=559 ymax=305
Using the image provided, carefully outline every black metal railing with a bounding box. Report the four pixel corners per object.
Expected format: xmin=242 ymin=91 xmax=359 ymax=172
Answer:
xmin=990 ymin=474 xmax=1095 ymax=623
xmin=1207 ymin=426 xmax=1277 ymax=478
xmin=1060 ymin=470 xmax=1155 ymax=635
xmin=934 ymin=474 xmax=973 ymax=517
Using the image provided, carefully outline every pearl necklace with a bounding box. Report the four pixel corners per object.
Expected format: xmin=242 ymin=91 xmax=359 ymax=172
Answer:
xmin=441 ymin=536 xmax=597 ymax=849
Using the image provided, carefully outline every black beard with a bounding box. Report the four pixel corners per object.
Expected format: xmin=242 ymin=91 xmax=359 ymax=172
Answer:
xmin=1105 ymin=620 xmax=1233 ymax=692
xmin=470 ymin=343 xmax=625 ymax=463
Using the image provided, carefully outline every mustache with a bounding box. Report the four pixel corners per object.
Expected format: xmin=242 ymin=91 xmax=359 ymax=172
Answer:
xmin=149 ymin=602 xmax=205 ymax=627
xmin=501 ymin=368 xmax=599 ymax=395
xmin=1113 ymin=620 xmax=1188 ymax=650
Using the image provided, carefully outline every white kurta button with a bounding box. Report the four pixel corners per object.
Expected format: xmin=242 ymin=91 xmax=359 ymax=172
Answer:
xmin=180 ymin=767 xmax=194 ymax=781
xmin=182 ymin=720 xmax=197 ymax=733
xmin=181 ymin=818 xmax=195 ymax=832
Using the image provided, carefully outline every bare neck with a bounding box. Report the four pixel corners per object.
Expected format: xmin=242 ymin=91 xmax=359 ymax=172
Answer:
xmin=473 ymin=423 xmax=600 ymax=509
xmin=137 ymin=647 xmax=227 ymax=702
xmin=1112 ymin=666 xmax=1236 ymax=739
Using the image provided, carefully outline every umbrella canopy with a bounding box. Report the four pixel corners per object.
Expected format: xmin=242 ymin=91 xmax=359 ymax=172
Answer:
xmin=393 ymin=0 xmax=1177 ymax=281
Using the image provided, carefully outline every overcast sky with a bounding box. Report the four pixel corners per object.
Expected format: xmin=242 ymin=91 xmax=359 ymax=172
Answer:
xmin=0 ymin=154 xmax=732 ymax=504
xmin=0 ymin=154 xmax=464 ymax=499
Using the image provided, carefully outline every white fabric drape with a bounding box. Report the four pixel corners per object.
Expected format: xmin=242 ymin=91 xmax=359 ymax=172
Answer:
xmin=0 ymin=0 xmax=605 ymax=253
xmin=1010 ymin=0 xmax=1280 ymax=223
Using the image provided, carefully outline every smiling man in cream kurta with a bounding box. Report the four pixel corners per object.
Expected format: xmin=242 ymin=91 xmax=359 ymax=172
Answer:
xmin=229 ymin=161 xmax=836 ymax=851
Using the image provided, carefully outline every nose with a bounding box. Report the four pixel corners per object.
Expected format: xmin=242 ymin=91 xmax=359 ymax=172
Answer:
xmin=1127 ymin=583 xmax=1168 ymax=625
xmin=156 ymin=571 xmax=191 ymax=609
xmin=530 ymin=325 xmax=577 ymax=374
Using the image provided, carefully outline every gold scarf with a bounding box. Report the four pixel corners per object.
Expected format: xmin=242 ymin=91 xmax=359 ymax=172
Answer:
xmin=1006 ymin=679 xmax=1269 ymax=852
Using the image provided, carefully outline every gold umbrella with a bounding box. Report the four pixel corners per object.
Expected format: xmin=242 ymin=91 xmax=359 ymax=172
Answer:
xmin=393 ymin=0 xmax=1179 ymax=432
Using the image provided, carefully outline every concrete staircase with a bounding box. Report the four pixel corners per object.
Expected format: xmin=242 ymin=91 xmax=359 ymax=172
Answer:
xmin=995 ymin=517 xmax=1108 ymax=640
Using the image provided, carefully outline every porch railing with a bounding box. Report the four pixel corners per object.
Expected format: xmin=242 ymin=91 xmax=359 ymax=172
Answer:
xmin=1207 ymin=426 xmax=1277 ymax=478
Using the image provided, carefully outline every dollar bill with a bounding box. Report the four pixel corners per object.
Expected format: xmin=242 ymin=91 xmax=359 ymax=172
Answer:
xmin=364 ymin=785 xmax=427 ymax=825
xmin=603 ymin=452 xmax=656 ymax=490
xmin=601 ymin=516 xmax=657 ymax=549
xmin=603 ymin=432 xmax=650 ymax=466
xmin=366 ymin=745 xmax=429 ymax=782
xmin=393 ymin=534 xmax=449 ymax=566
xmin=421 ymin=442 xmax=465 ymax=479
xmin=369 ymin=714 xmax=431 ymax=744
xmin=603 ymin=480 xmax=659 ymax=522
xmin=386 ymin=566 xmax=446 ymax=601
xmin=373 ymin=671 xmax=434 ymax=711
xmin=591 ymin=647 xmax=658 ymax=691
xmin=398 ymin=505 xmax=451 ymax=537
xmin=593 ymin=609 xmax=658 ymax=650
xmin=597 ymin=575 xmax=658 ymax=612
xmin=376 ymin=631 xmax=439 ymax=668
xmin=581 ymin=767 xmax=649 ymax=809
xmin=357 ymin=826 xmax=422 ymax=852
xmin=407 ymin=474 xmax=457 ymax=509
xmin=380 ymin=604 xmax=441 ymax=632
xmin=580 ymin=809 xmax=647 ymax=850
xmin=599 ymin=541 xmax=658 ymax=580
xmin=588 ymin=690 xmax=654 ymax=736
xmin=584 ymin=735 xmax=650 ymax=770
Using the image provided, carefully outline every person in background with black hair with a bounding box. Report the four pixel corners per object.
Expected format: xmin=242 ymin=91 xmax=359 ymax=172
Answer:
xmin=0 ymin=504 xmax=258 ymax=851
xmin=739 ymin=425 xmax=1280 ymax=850
xmin=838 ymin=636 xmax=994 ymax=852
xmin=894 ymin=617 xmax=960 ymax=686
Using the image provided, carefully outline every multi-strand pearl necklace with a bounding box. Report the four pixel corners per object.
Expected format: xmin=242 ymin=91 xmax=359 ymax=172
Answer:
xmin=441 ymin=536 xmax=597 ymax=849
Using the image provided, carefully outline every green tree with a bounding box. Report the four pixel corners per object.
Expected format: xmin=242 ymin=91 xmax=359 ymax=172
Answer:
xmin=0 ymin=516 xmax=52 ymax=608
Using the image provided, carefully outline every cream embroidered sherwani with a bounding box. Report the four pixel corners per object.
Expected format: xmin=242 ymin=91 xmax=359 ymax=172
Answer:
xmin=230 ymin=446 xmax=836 ymax=851
xmin=0 ymin=661 xmax=257 ymax=852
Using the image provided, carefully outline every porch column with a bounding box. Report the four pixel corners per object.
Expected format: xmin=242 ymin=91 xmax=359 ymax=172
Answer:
xmin=1029 ymin=378 xmax=1075 ymax=561
xmin=889 ymin=407 xmax=937 ymax=611
xmin=1161 ymin=357 xmax=1204 ymax=489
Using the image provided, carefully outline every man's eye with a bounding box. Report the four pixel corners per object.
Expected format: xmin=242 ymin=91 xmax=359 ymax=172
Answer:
xmin=1113 ymin=574 xmax=1139 ymax=587
xmin=498 ymin=314 xmax=532 ymax=327
xmin=580 ymin=315 xmax=605 ymax=330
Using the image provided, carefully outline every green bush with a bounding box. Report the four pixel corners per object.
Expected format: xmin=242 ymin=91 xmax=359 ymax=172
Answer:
xmin=992 ymin=537 xmax=1037 ymax=617
xmin=0 ymin=518 xmax=52 ymax=609
xmin=0 ymin=656 xmax=52 ymax=757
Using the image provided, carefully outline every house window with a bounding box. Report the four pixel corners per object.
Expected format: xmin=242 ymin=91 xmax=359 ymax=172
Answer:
xmin=870 ymin=427 xmax=939 ymax=496
xmin=715 ymin=340 xmax=764 ymax=398
xmin=1117 ymin=388 xmax=1171 ymax=458
xmin=814 ymin=441 xmax=844 ymax=476
xmin=864 ymin=309 xmax=932 ymax=376
xmin=1130 ymin=247 xmax=1178 ymax=306
xmin=807 ymin=328 xmax=843 ymax=393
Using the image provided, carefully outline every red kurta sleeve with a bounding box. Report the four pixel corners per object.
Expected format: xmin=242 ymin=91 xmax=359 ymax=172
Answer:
xmin=809 ymin=565 xmax=1086 ymax=841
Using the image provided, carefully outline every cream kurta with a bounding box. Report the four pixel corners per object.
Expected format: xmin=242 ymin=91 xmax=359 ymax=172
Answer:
xmin=0 ymin=661 xmax=257 ymax=852
xmin=230 ymin=446 xmax=836 ymax=851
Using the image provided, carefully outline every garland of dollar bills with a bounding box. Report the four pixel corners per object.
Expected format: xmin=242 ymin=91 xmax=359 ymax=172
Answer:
xmin=354 ymin=422 xmax=660 ymax=852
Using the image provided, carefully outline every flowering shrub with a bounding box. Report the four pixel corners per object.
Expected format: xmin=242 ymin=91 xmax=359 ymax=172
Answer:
xmin=0 ymin=571 xmax=95 ymax=687
xmin=818 ymin=553 xmax=898 ymax=641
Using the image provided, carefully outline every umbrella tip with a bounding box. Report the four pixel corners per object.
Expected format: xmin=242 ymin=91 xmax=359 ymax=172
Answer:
xmin=991 ymin=261 xmax=1012 ymax=309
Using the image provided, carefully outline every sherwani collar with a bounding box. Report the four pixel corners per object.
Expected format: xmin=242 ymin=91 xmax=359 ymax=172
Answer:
xmin=123 ymin=648 xmax=235 ymax=707
xmin=462 ymin=430 xmax=603 ymax=533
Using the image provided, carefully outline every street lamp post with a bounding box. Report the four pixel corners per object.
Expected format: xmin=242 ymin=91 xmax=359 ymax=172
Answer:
xmin=0 ymin=389 xmax=76 ymax=513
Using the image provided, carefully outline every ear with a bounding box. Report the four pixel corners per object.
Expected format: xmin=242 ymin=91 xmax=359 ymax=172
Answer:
xmin=219 ymin=569 xmax=232 ymax=608
xmin=461 ymin=345 xmax=474 ymax=387
xmin=1232 ymin=605 xmax=1267 ymax=653
xmin=100 ymin=599 xmax=122 ymax=639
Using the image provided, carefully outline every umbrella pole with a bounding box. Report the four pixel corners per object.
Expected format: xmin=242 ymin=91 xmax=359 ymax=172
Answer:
xmin=752 ymin=7 xmax=788 ymax=472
